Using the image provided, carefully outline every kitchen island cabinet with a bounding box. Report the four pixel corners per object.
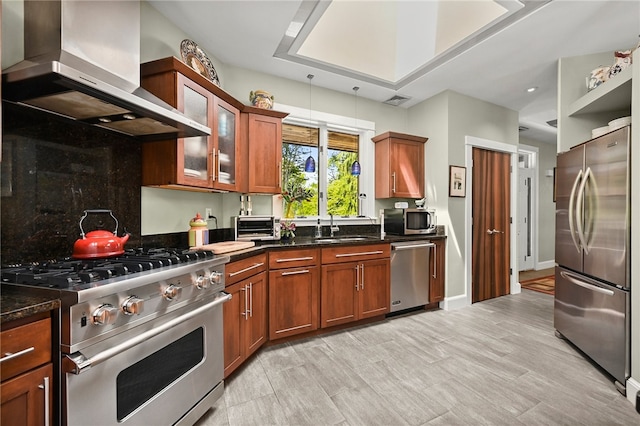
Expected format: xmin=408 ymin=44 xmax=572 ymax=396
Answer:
xmin=320 ymin=243 xmax=390 ymax=328
xmin=372 ymin=132 xmax=428 ymax=199
xmin=223 ymin=253 xmax=268 ymax=378
xmin=140 ymin=57 xmax=242 ymax=192
xmin=268 ymin=248 xmax=320 ymax=340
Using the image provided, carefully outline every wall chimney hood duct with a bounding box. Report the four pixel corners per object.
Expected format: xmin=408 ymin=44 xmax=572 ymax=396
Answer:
xmin=2 ymin=0 xmax=210 ymax=141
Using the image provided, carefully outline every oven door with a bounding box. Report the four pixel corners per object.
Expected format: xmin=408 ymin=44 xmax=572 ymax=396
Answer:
xmin=64 ymin=292 xmax=230 ymax=426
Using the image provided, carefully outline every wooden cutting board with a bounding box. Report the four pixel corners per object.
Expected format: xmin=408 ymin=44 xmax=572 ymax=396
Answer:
xmin=191 ymin=241 xmax=255 ymax=254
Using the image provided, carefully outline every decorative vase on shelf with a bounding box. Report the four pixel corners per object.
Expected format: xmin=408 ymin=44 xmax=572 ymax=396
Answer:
xmin=249 ymin=90 xmax=274 ymax=109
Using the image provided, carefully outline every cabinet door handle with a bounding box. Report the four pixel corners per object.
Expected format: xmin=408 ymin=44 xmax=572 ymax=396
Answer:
xmin=38 ymin=376 xmax=50 ymax=426
xmin=248 ymin=282 xmax=253 ymax=318
xmin=241 ymin=286 xmax=247 ymax=318
xmin=0 ymin=346 xmax=35 ymax=363
xmin=281 ymin=269 xmax=310 ymax=276
xmin=360 ymin=264 xmax=365 ymax=290
xmin=355 ymin=264 xmax=359 ymax=290
xmin=392 ymin=172 xmax=396 ymax=193
xmin=216 ymin=149 xmax=222 ymax=182
xmin=276 ymin=256 xmax=314 ymax=263
xmin=211 ymin=150 xmax=217 ymax=182
xmin=432 ymin=245 xmax=437 ymax=279
xmin=335 ymin=251 xmax=383 ymax=258
xmin=229 ymin=262 xmax=264 ymax=277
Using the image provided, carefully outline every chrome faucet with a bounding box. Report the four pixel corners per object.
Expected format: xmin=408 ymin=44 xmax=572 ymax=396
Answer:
xmin=330 ymin=214 xmax=339 ymax=237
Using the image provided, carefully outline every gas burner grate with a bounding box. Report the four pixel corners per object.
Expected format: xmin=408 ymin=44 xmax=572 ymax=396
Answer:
xmin=1 ymin=247 xmax=216 ymax=289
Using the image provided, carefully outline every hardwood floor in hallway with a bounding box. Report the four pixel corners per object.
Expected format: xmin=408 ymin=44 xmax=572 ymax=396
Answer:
xmin=196 ymin=291 xmax=638 ymax=425
xmin=519 ymin=267 xmax=555 ymax=282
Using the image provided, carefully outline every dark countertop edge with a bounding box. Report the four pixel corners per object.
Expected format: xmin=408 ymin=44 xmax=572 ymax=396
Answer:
xmin=227 ymin=234 xmax=446 ymax=262
xmin=1 ymin=284 xmax=61 ymax=325
xmin=1 ymin=234 xmax=446 ymax=316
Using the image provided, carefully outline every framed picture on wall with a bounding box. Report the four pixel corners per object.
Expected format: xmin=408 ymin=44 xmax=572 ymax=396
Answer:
xmin=449 ymin=165 xmax=466 ymax=197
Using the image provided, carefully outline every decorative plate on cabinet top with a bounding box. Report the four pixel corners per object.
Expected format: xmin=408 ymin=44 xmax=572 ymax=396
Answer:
xmin=180 ymin=39 xmax=220 ymax=87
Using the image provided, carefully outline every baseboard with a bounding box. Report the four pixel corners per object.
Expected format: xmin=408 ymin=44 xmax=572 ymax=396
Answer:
xmin=626 ymin=376 xmax=640 ymax=408
xmin=536 ymin=260 xmax=555 ymax=271
xmin=442 ymin=294 xmax=468 ymax=310
xmin=511 ymin=281 xmax=522 ymax=294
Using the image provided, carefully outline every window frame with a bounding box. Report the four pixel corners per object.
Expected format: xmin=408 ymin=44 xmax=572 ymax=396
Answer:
xmin=276 ymin=103 xmax=376 ymax=225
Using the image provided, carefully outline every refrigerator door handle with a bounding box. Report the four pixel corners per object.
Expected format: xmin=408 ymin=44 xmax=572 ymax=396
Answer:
xmin=576 ymin=167 xmax=592 ymax=254
xmin=568 ymin=169 xmax=583 ymax=253
xmin=560 ymin=270 xmax=615 ymax=296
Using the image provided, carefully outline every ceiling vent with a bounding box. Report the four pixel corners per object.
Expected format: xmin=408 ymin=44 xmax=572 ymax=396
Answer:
xmin=546 ymin=119 xmax=558 ymax=128
xmin=518 ymin=126 xmax=529 ymax=132
xmin=383 ymin=94 xmax=411 ymax=106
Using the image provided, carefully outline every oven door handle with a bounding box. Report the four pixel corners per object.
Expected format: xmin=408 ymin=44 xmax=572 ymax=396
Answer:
xmin=64 ymin=291 xmax=232 ymax=375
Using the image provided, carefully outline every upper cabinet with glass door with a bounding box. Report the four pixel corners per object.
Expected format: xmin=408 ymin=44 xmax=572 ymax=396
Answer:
xmin=140 ymin=57 xmax=242 ymax=192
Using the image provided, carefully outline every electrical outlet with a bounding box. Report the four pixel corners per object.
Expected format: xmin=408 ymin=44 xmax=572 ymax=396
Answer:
xmin=205 ymin=208 xmax=212 ymax=219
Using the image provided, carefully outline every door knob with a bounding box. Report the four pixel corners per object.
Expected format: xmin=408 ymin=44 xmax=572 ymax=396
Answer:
xmin=486 ymin=229 xmax=494 ymax=234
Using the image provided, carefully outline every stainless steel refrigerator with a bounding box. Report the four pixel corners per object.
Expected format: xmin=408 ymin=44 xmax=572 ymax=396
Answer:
xmin=554 ymin=125 xmax=630 ymax=394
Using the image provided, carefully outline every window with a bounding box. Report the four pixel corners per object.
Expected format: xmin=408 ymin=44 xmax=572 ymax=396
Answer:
xmin=282 ymin=124 xmax=359 ymax=218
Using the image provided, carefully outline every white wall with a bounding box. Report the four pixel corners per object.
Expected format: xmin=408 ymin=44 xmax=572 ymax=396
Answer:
xmin=407 ymin=90 xmax=519 ymax=300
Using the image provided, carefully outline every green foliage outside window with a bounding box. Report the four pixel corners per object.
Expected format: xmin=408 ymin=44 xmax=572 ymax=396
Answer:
xmin=282 ymin=127 xmax=358 ymax=218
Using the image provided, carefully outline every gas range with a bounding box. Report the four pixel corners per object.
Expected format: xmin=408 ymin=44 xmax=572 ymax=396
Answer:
xmin=1 ymin=248 xmax=230 ymax=353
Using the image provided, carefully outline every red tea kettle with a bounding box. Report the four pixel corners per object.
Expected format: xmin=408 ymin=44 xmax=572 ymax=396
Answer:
xmin=72 ymin=210 xmax=130 ymax=259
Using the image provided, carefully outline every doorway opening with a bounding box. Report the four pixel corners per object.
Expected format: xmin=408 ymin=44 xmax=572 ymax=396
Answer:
xmin=517 ymin=146 xmax=539 ymax=273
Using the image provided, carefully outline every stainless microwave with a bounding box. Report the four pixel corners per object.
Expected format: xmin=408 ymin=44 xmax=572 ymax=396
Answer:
xmin=384 ymin=208 xmax=436 ymax=235
xmin=232 ymin=215 xmax=281 ymax=241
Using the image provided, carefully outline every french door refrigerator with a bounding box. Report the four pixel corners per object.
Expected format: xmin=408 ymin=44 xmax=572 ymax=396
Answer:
xmin=554 ymin=125 xmax=630 ymax=394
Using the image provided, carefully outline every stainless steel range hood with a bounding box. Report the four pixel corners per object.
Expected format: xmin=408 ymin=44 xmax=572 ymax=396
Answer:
xmin=2 ymin=0 xmax=210 ymax=141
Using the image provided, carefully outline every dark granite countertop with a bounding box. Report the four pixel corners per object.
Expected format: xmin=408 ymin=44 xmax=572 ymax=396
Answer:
xmin=226 ymin=233 xmax=446 ymax=262
xmin=1 ymin=285 xmax=60 ymax=325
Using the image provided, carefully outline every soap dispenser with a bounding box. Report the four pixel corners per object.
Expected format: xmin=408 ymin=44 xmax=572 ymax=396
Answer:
xmin=315 ymin=218 xmax=322 ymax=238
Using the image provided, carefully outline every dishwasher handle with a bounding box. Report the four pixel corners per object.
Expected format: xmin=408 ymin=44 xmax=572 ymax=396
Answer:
xmin=391 ymin=243 xmax=435 ymax=251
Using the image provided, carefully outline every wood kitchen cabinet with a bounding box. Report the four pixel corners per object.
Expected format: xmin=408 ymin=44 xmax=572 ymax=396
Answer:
xmin=429 ymin=239 xmax=446 ymax=303
xmin=223 ymin=253 xmax=268 ymax=378
xmin=372 ymin=132 xmax=428 ymax=199
xmin=1 ymin=315 xmax=54 ymax=426
xmin=140 ymin=57 xmax=242 ymax=192
xmin=320 ymin=244 xmax=390 ymax=328
xmin=268 ymin=248 xmax=320 ymax=340
xmin=240 ymin=107 xmax=288 ymax=194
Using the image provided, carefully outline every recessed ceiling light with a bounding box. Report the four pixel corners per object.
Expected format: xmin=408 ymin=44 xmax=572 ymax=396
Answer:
xmin=526 ymin=86 xmax=538 ymax=93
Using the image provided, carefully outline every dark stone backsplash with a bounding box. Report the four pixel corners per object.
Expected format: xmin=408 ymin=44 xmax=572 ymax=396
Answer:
xmin=1 ymin=104 xmax=143 ymax=264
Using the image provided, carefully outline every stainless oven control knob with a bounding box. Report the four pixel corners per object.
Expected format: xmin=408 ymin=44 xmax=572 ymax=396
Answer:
xmin=210 ymin=271 xmax=223 ymax=284
xmin=122 ymin=296 xmax=144 ymax=315
xmin=92 ymin=304 xmax=119 ymax=325
xmin=163 ymin=284 xmax=182 ymax=301
xmin=194 ymin=274 xmax=209 ymax=289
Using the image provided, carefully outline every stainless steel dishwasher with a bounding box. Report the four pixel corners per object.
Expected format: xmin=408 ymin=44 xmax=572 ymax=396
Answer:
xmin=390 ymin=241 xmax=435 ymax=313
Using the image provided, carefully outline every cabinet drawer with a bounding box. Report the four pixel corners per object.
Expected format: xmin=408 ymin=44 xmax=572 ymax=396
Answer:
xmin=226 ymin=253 xmax=267 ymax=286
xmin=269 ymin=248 xmax=319 ymax=270
xmin=321 ymin=243 xmax=390 ymax=264
xmin=1 ymin=318 xmax=52 ymax=382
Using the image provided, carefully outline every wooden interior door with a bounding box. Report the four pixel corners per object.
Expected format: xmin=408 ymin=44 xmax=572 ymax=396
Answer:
xmin=472 ymin=147 xmax=511 ymax=303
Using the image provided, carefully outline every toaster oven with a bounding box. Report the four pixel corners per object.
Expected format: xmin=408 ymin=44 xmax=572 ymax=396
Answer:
xmin=232 ymin=215 xmax=281 ymax=241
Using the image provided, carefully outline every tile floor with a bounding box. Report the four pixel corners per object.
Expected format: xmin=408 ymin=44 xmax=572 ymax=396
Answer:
xmin=196 ymin=290 xmax=638 ymax=425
